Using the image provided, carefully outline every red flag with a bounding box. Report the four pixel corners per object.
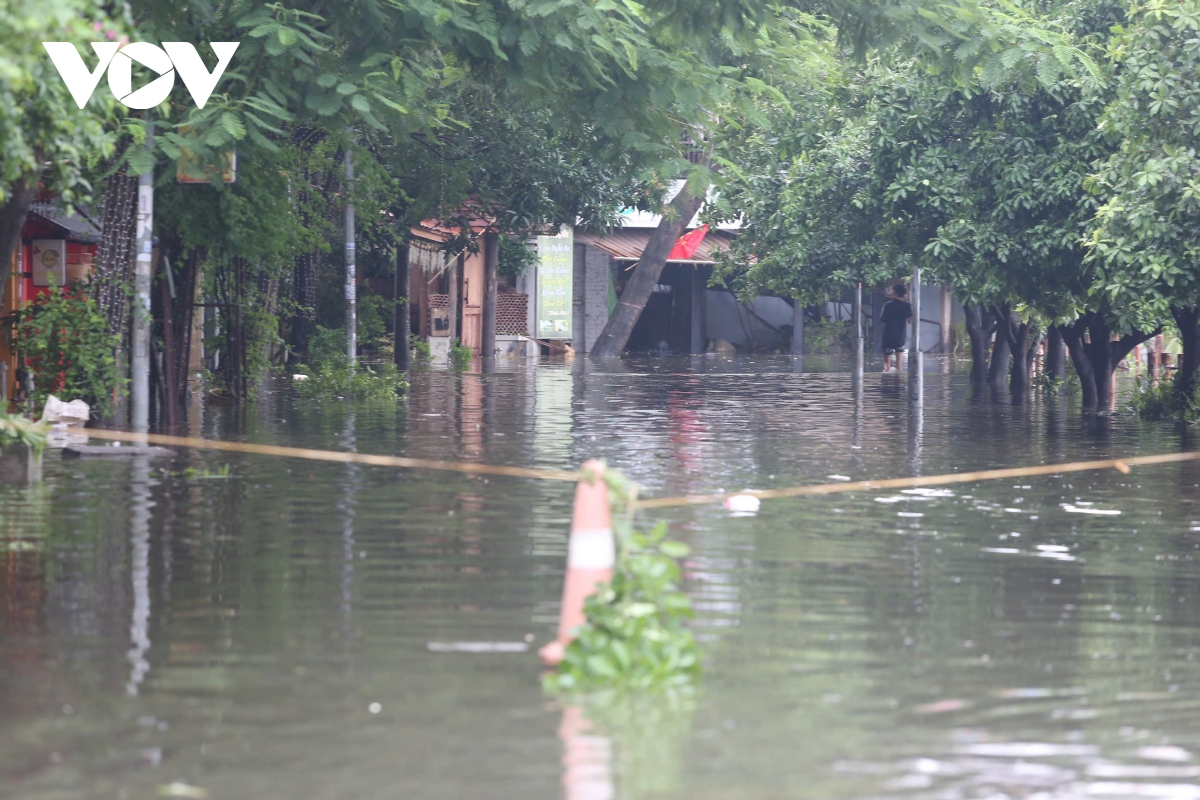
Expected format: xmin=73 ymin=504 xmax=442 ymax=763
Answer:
xmin=668 ymin=224 xmax=709 ymax=261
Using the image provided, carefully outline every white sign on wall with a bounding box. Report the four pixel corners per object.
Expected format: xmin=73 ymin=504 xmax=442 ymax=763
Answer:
xmin=31 ymin=240 xmax=67 ymax=287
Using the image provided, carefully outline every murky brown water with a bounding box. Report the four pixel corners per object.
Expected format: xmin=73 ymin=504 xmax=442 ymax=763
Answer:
xmin=3 ymin=356 xmax=1200 ymax=800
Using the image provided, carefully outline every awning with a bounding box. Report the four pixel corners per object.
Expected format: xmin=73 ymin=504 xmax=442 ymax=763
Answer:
xmin=577 ymin=228 xmax=729 ymax=264
xmin=25 ymin=202 xmax=101 ymax=244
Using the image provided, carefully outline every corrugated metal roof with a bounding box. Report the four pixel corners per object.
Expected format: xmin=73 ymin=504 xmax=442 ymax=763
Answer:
xmin=577 ymin=228 xmax=730 ymax=264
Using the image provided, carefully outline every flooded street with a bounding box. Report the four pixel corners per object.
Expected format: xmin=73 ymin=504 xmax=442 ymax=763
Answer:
xmin=3 ymin=357 xmax=1200 ymax=800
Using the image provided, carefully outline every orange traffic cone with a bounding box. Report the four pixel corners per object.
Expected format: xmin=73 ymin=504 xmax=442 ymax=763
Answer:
xmin=539 ymin=460 xmax=615 ymax=666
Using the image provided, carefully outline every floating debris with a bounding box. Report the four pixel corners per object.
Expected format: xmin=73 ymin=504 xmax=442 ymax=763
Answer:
xmin=724 ymin=494 xmax=761 ymax=514
xmin=157 ymin=783 xmax=209 ymax=799
xmin=914 ymin=698 xmax=968 ymax=714
xmin=1062 ymin=504 xmax=1121 ymax=516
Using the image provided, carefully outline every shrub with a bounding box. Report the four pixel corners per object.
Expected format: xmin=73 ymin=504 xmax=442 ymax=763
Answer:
xmin=545 ymin=468 xmax=700 ymax=692
xmin=13 ymin=282 xmax=124 ymax=417
xmin=1129 ymin=376 xmax=1200 ymax=422
xmin=0 ymin=413 xmax=48 ymax=453
xmin=295 ymin=325 xmax=406 ymax=401
xmin=449 ymin=338 xmax=473 ymax=369
xmin=411 ymin=339 xmax=432 ymax=362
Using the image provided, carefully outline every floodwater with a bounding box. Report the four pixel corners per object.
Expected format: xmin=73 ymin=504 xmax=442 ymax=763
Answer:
xmin=3 ymin=356 xmax=1200 ymax=800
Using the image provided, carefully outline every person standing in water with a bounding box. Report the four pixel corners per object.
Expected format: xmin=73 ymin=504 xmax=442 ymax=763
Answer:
xmin=881 ymin=284 xmax=913 ymax=373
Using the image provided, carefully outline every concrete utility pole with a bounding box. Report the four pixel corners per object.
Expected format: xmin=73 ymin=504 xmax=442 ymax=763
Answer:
xmin=791 ymin=301 xmax=804 ymax=355
xmin=132 ymin=123 xmax=154 ymax=433
xmin=482 ymin=231 xmax=499 ymax=360
xmin=853 ymin=281 xmax=864 ymax=386
xmin=344 ymin=147 xmax=356 ymax=365
xmin=909 ymin=264 xmax=923 ymax=406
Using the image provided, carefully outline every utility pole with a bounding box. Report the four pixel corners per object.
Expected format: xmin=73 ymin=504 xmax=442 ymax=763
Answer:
xmin=132 ymin=122 xmax=154 ymax=433
xmin=791 ymin=301 xmax=804 ymax=356
xmin=853 ymin=281 xmax=864 ymax=387
xmin=909 ymin=264 xmax=923 ymax=406
xmin=482 ymin=231 xmax=499 ymax=361
xmin=344 ymin=146 xmax=356 ymax=365
xmin=394 ymin=241 xmax=410 ymax=371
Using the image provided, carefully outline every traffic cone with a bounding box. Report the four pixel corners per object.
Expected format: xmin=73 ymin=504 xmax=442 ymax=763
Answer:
xmin=539 ymin=460 xmax=615 ymax=666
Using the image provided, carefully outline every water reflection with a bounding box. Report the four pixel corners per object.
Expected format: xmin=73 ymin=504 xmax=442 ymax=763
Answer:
xmin=1 ymin=357 xmax=1199 ymax=800
xmin=125 ymin=456 xmax=154 ymax=696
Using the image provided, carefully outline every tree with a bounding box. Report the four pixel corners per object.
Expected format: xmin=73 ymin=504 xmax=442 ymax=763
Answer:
xmin=0 ymin=0 xmax=121 ymax=309
xmin=709 ymin=55 xmax=895 ymax=311
xmin=866 ymin=0 xmax=1161 ymax=408
xmin=1085 ymin=0 xmax=1200 ymax=400
xmin=588 ymin=0 xmax=1101 ymax=358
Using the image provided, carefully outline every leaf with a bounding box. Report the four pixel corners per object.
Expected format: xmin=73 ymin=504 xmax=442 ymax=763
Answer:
xmin=659 ymin=541 xmax=691 ymax=559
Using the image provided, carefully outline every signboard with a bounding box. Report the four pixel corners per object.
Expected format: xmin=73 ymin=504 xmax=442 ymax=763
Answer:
xmin=31 ymin=240 xmax=66 ymax=287
xmin=535 ymin=229 xmax=573 ymax=339
xmin=177 ymin=148 xmax=238 ymax=184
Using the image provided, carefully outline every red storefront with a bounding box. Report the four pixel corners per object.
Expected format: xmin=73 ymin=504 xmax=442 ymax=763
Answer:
xmin=1 ymin=204 xmax=100 ymax=407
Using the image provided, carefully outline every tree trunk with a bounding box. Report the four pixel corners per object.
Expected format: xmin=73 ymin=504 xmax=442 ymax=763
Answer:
xmin=988 ymin=306 xmax=1012 ymax=390
xmin=394 ymin=242 xmax=410 ymax=371
xmin=1046 ymin=326 xmax=1067 ymax=383
xmin=1171 ymin=306 xmax=1199 ymax=399
xmin=589 ymin=179 xmax=706 ymax=358
xmin=1061 ymin=321 xmax=1098 ymax=409
xmin=1006 ymin=320 xmax=1033 ymax=404
xmin=963 ymin=304 xmax=992 ymax=387
xmin=1061 ymin=312 xmax=1157 ymax=410
xmin=482 ymin=231 xmax=498 ymax=360
xmin=0 ymin=173 xmax=38 ymax=310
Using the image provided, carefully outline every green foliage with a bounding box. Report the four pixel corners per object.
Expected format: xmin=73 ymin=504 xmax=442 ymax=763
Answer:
xmin=546 ymin=468 xmax=700 ymax=693
xmin=164 ymin=464 xmax=233 ymax=480
xmin=14 ymin=283 xmax=124 ymax=417
xmin=295 ymin=325 xmax=405 ymax=401
xmin=295 ymin=361 xmax=405 ymax=402
xmin=410 ymin=339 xmax=432 ymax=362
xmin=498 ymin=236 xmax=535 ymax=280
xmin=0 ymin=0 xmax=123 ymax=306
xmin=805 ymin=320 xmax=855 ymax=353
xmin=306 ymin=326 xmax=348 ymax=371
xmin=356 ymin=289 xmax=392 ymax=351
xmin=0 ymin=413 xmax=48 ymax=453
xmin=1128 ymin=377 xmax=1200 ymax=423
xmin=1085 ymin=0 xmax=1200 ymax=334
xmin=448 ymin=338 xmax=473 ymax=369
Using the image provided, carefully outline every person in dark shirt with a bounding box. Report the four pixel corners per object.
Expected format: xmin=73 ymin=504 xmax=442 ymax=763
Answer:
xmin=880 ymin=284 xmax=913 ymax=372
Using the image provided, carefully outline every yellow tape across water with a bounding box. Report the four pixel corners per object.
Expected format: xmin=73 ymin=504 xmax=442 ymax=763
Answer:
xmin=82 ymin=429 xmax=579 ymax=482
xmin=634 ymin=452 xmax=1200 ymax=509
xmin=81 ymin=429 xmax=1200 ymax=510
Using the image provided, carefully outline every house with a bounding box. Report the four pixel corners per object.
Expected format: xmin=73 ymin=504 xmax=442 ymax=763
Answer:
xmin=1 ymin=203 xmax=100 ymax=406
xmin=407 ymin=219 xmax=533 ymax=361
xmin=573 ymin=226 xmax=733 ymax=354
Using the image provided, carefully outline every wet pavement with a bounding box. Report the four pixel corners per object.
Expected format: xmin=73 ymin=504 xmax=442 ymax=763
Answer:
xmin=2 ymin=355 xmax=1199 ymax=800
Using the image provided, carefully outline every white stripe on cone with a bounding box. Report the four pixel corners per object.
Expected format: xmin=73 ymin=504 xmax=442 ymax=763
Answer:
xmin=540 ymin=461 xmax=614 ymax=666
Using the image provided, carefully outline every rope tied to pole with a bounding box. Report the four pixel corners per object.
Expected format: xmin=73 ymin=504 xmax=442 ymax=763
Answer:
xmin=80 ymin=429 xmax=1200 ymax=508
